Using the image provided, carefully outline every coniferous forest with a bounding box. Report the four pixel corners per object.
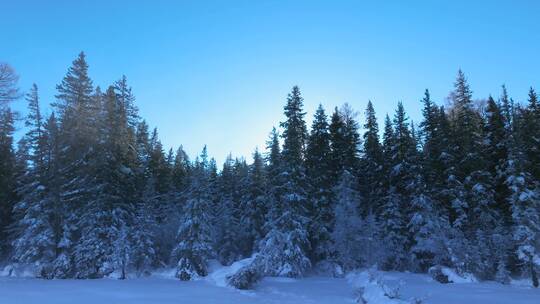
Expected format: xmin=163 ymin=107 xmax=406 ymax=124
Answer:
xmin=1 ymin=52 xmax=540 ymax=288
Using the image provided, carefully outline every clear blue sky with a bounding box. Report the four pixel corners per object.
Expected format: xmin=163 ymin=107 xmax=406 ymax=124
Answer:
xmin=2 ymin=0 xmax=540 ymax=165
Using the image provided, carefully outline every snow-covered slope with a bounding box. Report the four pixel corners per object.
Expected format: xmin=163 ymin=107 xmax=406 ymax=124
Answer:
xmin=348 ymin=270 xmax=540 ymax=304
xmin=0 ymin=267 xmax=538 ymax=304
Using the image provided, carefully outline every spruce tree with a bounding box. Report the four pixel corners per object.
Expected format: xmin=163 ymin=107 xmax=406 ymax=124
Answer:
xmin=171 ymin=145 xmax=190 ymax=192
xmin=262 ymin=127 xmax=281 ymax=238
xmin=484 ymin=96 xmax=511 ymax=225
xmin=266 ymin=127 xmax=281 ymax=177
xmin=407 ymin=173 xmax=450 ymax=272
xmin=73 ymin=86 xmax=137 ymax=279
xmin=131 ymin=119 xmax=158 ymax=273
xmin=49 ymin=52 xmax=97 ymax=278
xmin=114 ymin=75 xmax=139 ymax=129
xmin=506 ymin=100 xmax=540 ymax=287
xmin=215 ymin=154 xmax=242 ymax=265
xmin=380 ymin=102 xmax=415 ymax=270
xmin=329 ymin=107 xmax=347 ymax=183
xmin=239 ymin=148 xmax=267 ymax=256
xmin=172 ymin=147 xmax=214 ymax=280
xmin=332 ymin=170 xmax=363 ymax=271
xmin=0 ymin=108 xmax=16 ymax=259
xmin=259 ymin=86 xmax=311 ymax=277
xmin=329 ymin=105 xmax=361 ymax=180
xmin=419 ymin=90 xmax=444 ymax=186
xmin=521 ymin=88 xmax=540 ymax=181
xmin=143 ymin=130 xmax=175 ymax=264
xmin=361 ymin=100 xmax=383 ymax=216
xmin=305 ymin=104 xmax=333 ymax=262
xmin=11 ymin=85 xmax=60 ymax=277
xmin=0 ymin=63 xmax=19 ymax=259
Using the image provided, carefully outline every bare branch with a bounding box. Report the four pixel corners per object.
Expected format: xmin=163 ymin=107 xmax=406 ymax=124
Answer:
xmin=0 ymin=62 xmax=21 ymax=107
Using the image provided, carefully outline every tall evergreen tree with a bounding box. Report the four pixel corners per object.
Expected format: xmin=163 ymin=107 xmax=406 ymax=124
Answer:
xmin=305 ymin=104 xmax=334 ymax=262
xmin=407 ymin=172 xmax=450 ymax=272
xmin=172 ymin=147 xmax=214 ymax=280
xmin=11 ymin=85 xmax=61 ymax=278
xmin=50 ymin=52 xmax=97 ymax=278
xmin=0 ymin=108 xmax=16 ymax=259
xmin=239 ymin=149 xmax=267 ymax=256
xmin=484 ymin=96 xmax=510 ymax=225
xmin=380 ymin=102 xmax=415 ymax=270
xmin=214 ymin=154 xmax=242 ymax=265
xmin=506 ymin=135 xmax=540 ymax=287
xmin=329 ymin=105 xmax=361 ymax=179
xmin=332 ymin=170 xmax=363 ymax=271
xmin=361 ymin=100 xmax=383 ymax=216
xmin=329 ymin=107 xmax=346 ymax=182
xmin=171 ymin=145 xmax=190 ymax=192
xmin=446 ymin=70 xmax=477 ymax=230
xmin=114 ymin=75 xmax=139 ymax=129
xmin=521 ymin=88 xmax=540 ymax=181
xmin=259 ymin=86 xmax=311 ymax=277
xmin=0 ymin=63 xmax=19 ymax=259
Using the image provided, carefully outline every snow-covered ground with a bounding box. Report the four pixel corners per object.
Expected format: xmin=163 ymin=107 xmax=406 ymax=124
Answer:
xmin=348 ymin=270 xmax=540 ymax=304
xmin=0 ymin=264 xmax=538 ymax=304
xmin=0 ymin=275 xmax=353 ymax=304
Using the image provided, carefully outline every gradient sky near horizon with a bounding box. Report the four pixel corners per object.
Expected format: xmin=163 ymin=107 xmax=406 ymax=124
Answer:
xmin=2 ymin=0 xmax=540 ymax=165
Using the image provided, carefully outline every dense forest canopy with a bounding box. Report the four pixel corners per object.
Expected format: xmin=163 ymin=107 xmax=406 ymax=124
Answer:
xmin=0 ymin=53 xmax=539 ymax=288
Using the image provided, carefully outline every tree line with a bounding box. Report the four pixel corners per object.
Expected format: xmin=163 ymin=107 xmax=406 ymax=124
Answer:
xmin=0 ymin=53 xmax=538 ymax=287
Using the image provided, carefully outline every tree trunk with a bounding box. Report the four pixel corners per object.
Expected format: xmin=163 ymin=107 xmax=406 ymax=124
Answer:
xmin=532 ymin=259 xmax=539 ymax=288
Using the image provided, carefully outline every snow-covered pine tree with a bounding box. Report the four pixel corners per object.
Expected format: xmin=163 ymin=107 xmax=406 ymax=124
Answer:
xmin=172 ymin=147 xmax=214 ymax=281
xmin=507 ymin=97 xmax=540 ymax=287
xmin=214 ymin=154 xmax=242 ymax=265
xmin=73 ymin=86 xmax=137 ymax=279
xmin=446 ymin=70 xmax=477 ymax=224
xmin=0 ymin=64 xmax=19 ymax=260
xmin=129 ymin=199 xmax=156 ymax=276
xmin=419 ymin=90 xmax=446 ymax=188
xmin=329 ymin=104 xmax=361 ymax=180
xmin=263 ymin=129 xmax=280 ymax=195
xmin=484 ymin=96 xmax=511 ymax=224
xmin=262 ymin=127 xmax=281 ymax=234
xmin=258 ymin=86 xmax=311 ymax=278
xmin=171 ymin=145 xmax=190 ymax=192
xmin=239 ymin=148 xmax=267 ymax=256
xmin=332 ymin=169 xmax=363 ymax=271
xmin=305 ymin=104 xmax=334 ymax=263
xmin=114 ymin=75 xmax=139 ymax=129
xmin=0 ymin=109 xmax=16 ymax=259
xmin=380 ymin=102 xmax=415 ymax=271
xmin=232 ymin=158 xmax=249 ymax=253
xmin=338 ymin=103 xmax=361 ymax=173
xmin=130 ymin=120 xmax=158 ymax=273
xmin=521 ymin=88 xmax=540 ymax=182
xmin=407 ymin=159 xmax=452 ymax=272
xmin=146 ymin=129 xmax=173 ymax=223
xmin=443 ymin=70 xmax=487 ymax=275
xmin=483 ymin=95 xmax=514 ymax=279
xmin=51 ymin=52 xmax=97 ymax=278
xmin=413 ymin=90 xmax=458 ymax=273
xmin=499 ymin=85 xmax=514 ymax=131
xmin=11 ymin=85 xmax=59 ymax=278
xmin=329 ymin=107 xmax=346 ymax=183
xmin=360 ymin=100 xmax=383 ymax=217
xmin=466 ymin=145 xmax=500 ymax=279
xmin=144 ymin=129 xmax=175 ymax=264
xmin=507 ymin=156 xmax=540 ymax=287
